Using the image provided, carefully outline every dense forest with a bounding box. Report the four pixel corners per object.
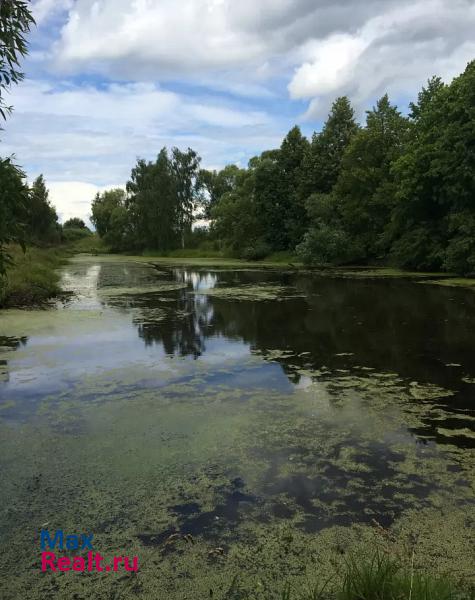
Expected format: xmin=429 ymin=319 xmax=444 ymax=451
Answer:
xmin=91 ymin=61 xmax=475 ymax=273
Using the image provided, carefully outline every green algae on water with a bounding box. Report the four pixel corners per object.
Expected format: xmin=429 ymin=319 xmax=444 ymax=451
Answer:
xmin=194 ymin=284 xmax=304 ymax=301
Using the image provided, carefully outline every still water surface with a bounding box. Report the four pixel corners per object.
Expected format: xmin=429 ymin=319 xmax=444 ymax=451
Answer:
xmin=0 ymin=256 xmax=473 ymax=598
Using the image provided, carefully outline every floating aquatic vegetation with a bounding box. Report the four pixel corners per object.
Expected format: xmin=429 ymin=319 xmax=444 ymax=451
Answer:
xmin=194 ymin=284 xmax=304 ymax=301
xmin=251 ymin=348 xmax=297 ymax=360
xmin=99 ymin=282 xmax=188 ymax=296
xmin=436 ymin=427 xmax=475 ymax=440
xmin=408 ymin=382 xmax=455 ymax=400
xmin=1 ymin=255 xmax=474 ymax=599
xmin=420 ymin=278 xmax=475 ymax=290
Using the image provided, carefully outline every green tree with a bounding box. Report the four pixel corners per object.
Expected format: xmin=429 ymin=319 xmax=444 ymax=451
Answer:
xmin=210 ymin=168 xmax=262 ymax=256
xmin=278 ymin=125 xmax=309 ymax=249
xmin=63 ymin=218 xmax=87 ymax=229
xmin=27 ymin=175 xmax=60 ymax=243
xmin=390 ymin=64 xmax=475 ymax=272
xmin=296 ymin=192 xmax=361 ymax=265
xmin=126 ymin=150 xmax=179 ymax=251
xmin=0 ymin=157 xmax=28 ymax=274
xmin=252 ymin=126 xmax=309 ymax=251
xmin=0 ymin=1 xmax=35 ymax=280
xmin=199 ymin=164 xmax=243 ymax=218
xmin=252 ymin=152 xmax=285 ymax=250
xmin=300 ymin=96 xmax=358 ymax=198
xmin=295 ymin=98 xmax=358 ymax=264
xmin=297 ymin=96 xmax=409 ymax=265
xmin=336 ymin=95 xmax=410 ymax=260
xmin=0 ymin=0 xmax=35 ymax=121
xmin=91 ymin=188 xmax=131 ymax=250
xmin=170 ymin=147 xmax=202 ymax=248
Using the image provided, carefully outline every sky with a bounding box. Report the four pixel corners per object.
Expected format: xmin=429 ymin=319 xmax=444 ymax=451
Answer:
xmin=2 ymin=0 xmax=475 ymax=224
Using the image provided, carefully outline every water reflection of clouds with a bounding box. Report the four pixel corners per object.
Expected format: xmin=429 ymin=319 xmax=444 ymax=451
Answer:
xmin=60 ymin=264 xmax=103 ymax=310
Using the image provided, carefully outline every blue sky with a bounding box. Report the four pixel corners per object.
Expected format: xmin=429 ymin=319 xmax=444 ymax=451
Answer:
xmin=2 ymin=0 xmax=474 ymax=223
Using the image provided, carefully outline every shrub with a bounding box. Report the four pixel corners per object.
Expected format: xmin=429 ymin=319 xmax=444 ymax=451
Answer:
xmin=241 ymin=241 xmax=271 ymax=261
xmin=296 ymin=224 xmax=357 ymax=266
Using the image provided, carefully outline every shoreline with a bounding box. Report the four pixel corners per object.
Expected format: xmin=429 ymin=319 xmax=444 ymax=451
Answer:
xmin=2 ymin=246 xmax=475 ymax=310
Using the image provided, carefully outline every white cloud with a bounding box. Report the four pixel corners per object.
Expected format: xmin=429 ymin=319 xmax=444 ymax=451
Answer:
xmin=288 ymin=0 xmax=475 ymax=117
xmin=2 ymin=79 xmax=281 ymax=198
xmin=54 ymin=0 xmax=267 ymax=75
xmin=289 ymin=34 xmax=370 ymax=99
xmin=32 ymin=0 xmax=73 ymax=24
xmin=4 ymin=0 xmax=474 ymax=217
xmin=41 ymin=0 xmax=475 ymax=117
xmin=45 ymin=181 xmax=123 ymax=226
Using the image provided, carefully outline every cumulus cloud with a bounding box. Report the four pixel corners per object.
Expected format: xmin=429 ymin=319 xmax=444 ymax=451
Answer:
xmin=45 ymin=181 xmax=123 ymax=226
xmin=49 ymin=0 xmax=401 ymax=85
xmin=289 ymin=0 xmax=475 ymax=117
xmin=45 ymin=0 xmax=474 ymax=115
xmin=6 ymin=0 xmax=475 ymax=217
xmin=2 ymin=80 xmax=281 ymax=217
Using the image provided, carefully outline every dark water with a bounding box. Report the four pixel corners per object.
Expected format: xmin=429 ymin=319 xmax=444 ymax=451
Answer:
xmin=0 ymin=256 xmax=473 ymax=599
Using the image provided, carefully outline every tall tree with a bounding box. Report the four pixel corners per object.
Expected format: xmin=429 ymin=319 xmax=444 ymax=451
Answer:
xmin=300 ymin=96 xmax=358 ymax=198
xmin=91 ymin=188 xmax=130 ymax=250
xmin=336 ymin=95 xmax=410 ymax=259
xmin=170 ymin=147 xmax=202 ymax=248
xmin=279 ymin=125 xmax=309 ymax=249
xmin=210 ymin=169 xmax=261 ymax=256
xmin=199 ymin=164 xmax=243 ymax=218
xmin=390 ymin=64 xmax=475 ymax=273
xmin=27 ymin=175 xmax=60 ymax=243
xmin=297 ymin=96 xmax=409 ymax=265
xmin=252 ymin=126 xmax=309 ymax=251
xmin=127 ymin=150 xmax=179 ymax=251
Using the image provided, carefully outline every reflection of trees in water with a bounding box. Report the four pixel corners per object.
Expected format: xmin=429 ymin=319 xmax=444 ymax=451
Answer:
xmin=130 ymin=269 xmax=475 ymax=384
xmin=173 ymin=269 xmax=218 ymax=292
xmin=135 ymin=288 xmax=215 ymax=359
xmin=0 ymin=336 xmax=28 ymax=386
xmin=130 ymin=270 xmax=475 ymax=446
xmin=131 ymin=268 xmax=287 ymax=358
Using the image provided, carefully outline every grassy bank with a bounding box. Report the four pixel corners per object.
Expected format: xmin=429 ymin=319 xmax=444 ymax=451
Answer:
xmin=0 ymin=245 xmax=66 ymax=307
xmin=0 ymin=233 xmax=110 ymax=308
xmin=231 ymin=552 xmax=474 ymax=600
xmin=142 ymin=247 xmax=299 ymax=264
xmin=2 ymin=238 xmax=474 ymax=310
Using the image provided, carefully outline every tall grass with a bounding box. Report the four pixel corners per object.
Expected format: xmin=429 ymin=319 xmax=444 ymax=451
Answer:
xmin=0 ymin=245 xmax=64 ymax=307
xmin=338 ymin=553 xmax=466 ymax=600
xmin=217 ymin=553 xmax=472 ymax=600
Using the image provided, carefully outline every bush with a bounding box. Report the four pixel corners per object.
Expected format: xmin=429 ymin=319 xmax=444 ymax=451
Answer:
xmin=389 ymin=228 xmax=444 ymax=271
xmin=61 ymin=227 xmax=92 ymax=243
xmin=0 ymin=245 xmax=63 ymax=307
xmin=241 ymin=241 xmax=271 ymax=261
xmin=442 ymin=213 xmax=475 ymax=274
xmin=296 ymin=224 xmax=357 ymax=266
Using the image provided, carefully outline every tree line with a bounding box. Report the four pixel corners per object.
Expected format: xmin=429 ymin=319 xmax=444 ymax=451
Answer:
xmin=91 ymin=147 xmax=202 ymax=251
xmin=1 ymin=2 xmax=474 ymax=276
xmin=92 ymin=60 xmax=475 ymax=273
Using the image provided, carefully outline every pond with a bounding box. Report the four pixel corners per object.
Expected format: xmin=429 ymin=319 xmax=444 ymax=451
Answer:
xmin=0 ymin=255 xmax=474 ymax=599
